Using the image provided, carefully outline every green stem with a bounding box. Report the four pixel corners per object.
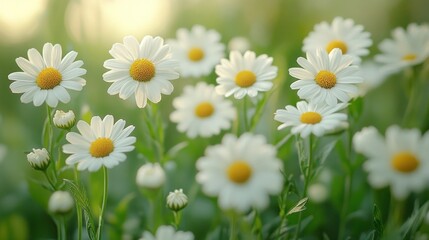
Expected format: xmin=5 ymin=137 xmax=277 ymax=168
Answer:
xmin=386 ymin=196 xmax=405 ymax=233
xmin=76 ymin=205 xmax=82 ymax=240
xmin=173 ymin=211 xmax=181 ymax=228
xmin=46 ymin=105 xmax=54 ymax=155
xmin=275 ymin=133 xmax=293 ymax=149
xmin=294 ymin=135 xmax=313 ymax=239
xmin=43 ymin=170 xmax=56 ymax=191
xmin=56 ymin=216 xmax=66 ymax=240
xmin=96 ymin=167 xmax=108 ymax=240
xmin=229 ymin=213 xmax=238 ymax=240
xmin=73 ymin=167 xmax=82 ymax=240
xmin=242 ymin=97 xmax=249 ymax=132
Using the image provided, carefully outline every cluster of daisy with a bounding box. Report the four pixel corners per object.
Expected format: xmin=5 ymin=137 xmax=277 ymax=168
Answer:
xmin=7 ymin=16 xmax=429 ymax=239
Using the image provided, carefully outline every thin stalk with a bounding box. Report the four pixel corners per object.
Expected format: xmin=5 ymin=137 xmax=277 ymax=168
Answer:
xmin=337 ymin=127 xmax=354 ymax=239
xmin=96 ymin=167 xmax=108 ymax=240
xmin=242 ymin=97 xmax=249 ymax=132
xmin=73 ymin=168 xmax=82 ymax=240
xmin=76 ymin=205 xmax=83 ymax=240
xmin=55 ymin=217 xmax=66 ymax=240
xmin=294 ymin=135 xmax=313 ymax=240
xmin=229 ymin=213 xmax=238 ymax=240
xmin=173 ymin=211 xmax=182 ymax=228
xmin=43 ymin=170 xmax=56 ymax=191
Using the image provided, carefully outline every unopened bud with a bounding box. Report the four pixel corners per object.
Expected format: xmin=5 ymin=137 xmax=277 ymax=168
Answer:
xmin=27 ymin=148 xmax=50 ymax=171
xmin=167 ymin=189 xmax=188 ymax=211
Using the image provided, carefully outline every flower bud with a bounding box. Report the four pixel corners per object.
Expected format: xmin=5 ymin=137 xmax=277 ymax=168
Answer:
xmin=27 ymin=148 xmax=50 ymax=171
xmin=48 ymin=191 xmax=74 ymax=215
xmin=136 ymin=163 xmax=166 ymax=190
xmin=166 ymin=189 xmax=188 ymax=211
xmin=53 ymin=110 xmax=76 ymax=129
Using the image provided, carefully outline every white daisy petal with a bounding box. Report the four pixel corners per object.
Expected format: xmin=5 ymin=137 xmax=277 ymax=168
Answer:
xmin=170 ymin=82 xmax=235 ymax=138
xmin=196 ymin=133 xmax=283 ymax=213
xmin=216 ymin=50 xmax=277 ymax=99
xmin=103 ymin=35 xmax=179 ymax=108
xmin=168 ymin=25 xmax=225 ymax=77
xmin=63 ymin=115 xmax=135 ymax=172
xmin=274 ymin=100 xmax=348 ymax=138
xmin=289 ymin=48 xmax=362 ymax=105
xmin=354 ymin=125 xmax=429 ymax=200
xmin=8 ymin=42 xmax=86 ymax=107
xmin=303 ymin=17 xmax=372 ymax=63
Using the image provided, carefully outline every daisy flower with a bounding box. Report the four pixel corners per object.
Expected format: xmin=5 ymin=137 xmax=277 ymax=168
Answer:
xmin=274 ymin=100 xmax=348 ymax=138
xmin=215 ymin=50 xmax=277 ymax=99
xmin=168 ymin=25 xmax=225 ymax=77
xmin=303 ymin=17 xmax=372 ymax=63
xmin=63 ymin=115 xmax=136 ymax=172
xmin=103 ymin=35 xmax=179 ymax=108
xmin=353 ymin=60 xmax=389 ymax=98
xmin=140 ymin=225 xmax=194 ymax=240
xmin=289 ymin=48 xmax=363 ymax=106
xmin=8 ymin=43 xmax=86 ymax=107
xmin=170 ymin=82 xmax=236 ymax=138
xmin=353 ymin=126 xmax=429 ymax=199
xmin=375 ymin=23 xmax=429 ymax=74
xmin=196 ymin=133 xmax=283 ymax=212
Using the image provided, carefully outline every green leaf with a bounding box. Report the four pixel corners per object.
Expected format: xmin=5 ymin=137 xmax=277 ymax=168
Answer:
xmin=63 ymin=179 xmax=96 ymax=240
xmin=287 ymin=197 xmax=308 ymax=215
xmin=165 ymin=142 xmax=188 ymax=160
xmin=399 ymin=201 xmax=429 ymax=239
xmin=373 ymin=204 xmax=383 ymax=240
xmin=348 ymin=97 xmax=364 ymax=121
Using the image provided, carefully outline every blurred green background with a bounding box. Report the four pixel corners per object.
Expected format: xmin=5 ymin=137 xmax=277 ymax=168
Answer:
xmin=1 ymin=0 xmax=428 ymax=239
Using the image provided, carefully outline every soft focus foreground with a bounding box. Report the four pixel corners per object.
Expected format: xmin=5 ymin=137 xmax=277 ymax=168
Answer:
xmin=1 ymin=0 xmax=429 ymax=239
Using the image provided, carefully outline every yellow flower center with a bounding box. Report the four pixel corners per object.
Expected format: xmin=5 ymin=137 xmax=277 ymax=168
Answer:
xmin=315 ymin=70 xmax=337 ymax=89
xmin=227 ymin=160 xmax=252 ymax=184
xmin=129 ymin=59 xmax=155 ymax=82
xmin=300 ymin=111 xmax=322 ymax=124
xmin=89 ymin=137 xmax=114 ymax=158
xmin=326 ymin=40 xmax=348 ymax=54
xmin=36 ymin=67 xmax=62 ymax=89
xmin=235 ymin=70 xmax=256 ymax=88
xmin=194 ymin=101 xmax=215 ymax=118
xmin=391 ymin=151 xmax=420 ymax=173
xmin=402 ymin=54 xmax=417 ymax=61
xmin=188 ymin=47 xmax=205 ymax=62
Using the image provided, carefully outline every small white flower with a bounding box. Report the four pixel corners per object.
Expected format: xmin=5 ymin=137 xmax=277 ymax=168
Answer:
xmin=27 ymin=148 xmax=50 ymax=170
xmin=289 ymin=48 xmax=362 ymax=106
xmin=48 ymin=191 xmax=74 ymax=215
xmin=103 ymin=35 xmax=180 ymax=108
xmin=140 ymin=225 xmax=194 ymax=240
xmin=168 ymin=25 xmax=225 ymax=77
xmin=303 ymin=17 xmax=372 ymax=63
xmin=228 ymin=36 xmax=251 ymax=53
xmin=166 ymin=189 xmax=188 ymax=211
xmin=375 ymin=23 xmax=429 ymax=74
xmin=353 ymin=126 xmax=429 ymax=199
xmin=196 ymin=133 xmax=283 ymax=212
xmin=352 ymin=61 xmax=389 ymax=98
xmin=215 ymin=50 xmax=277 ymax=99
xmin=308 ymin=183 xmax=329 ymax=203
xmin=53 ymin=110 xmax=76 ymax=129
xmin=8 ymin=43 xmax=87 ymax=107
xmin=170 ymin=82 xmax=236 ymax=138
xmin=136 ymin=163 xmax=166 ymax=189
xmin=274 ymin=101 xmax=348 ymax=138
xmin=63 ymin=115 xmax=136 ymax=172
